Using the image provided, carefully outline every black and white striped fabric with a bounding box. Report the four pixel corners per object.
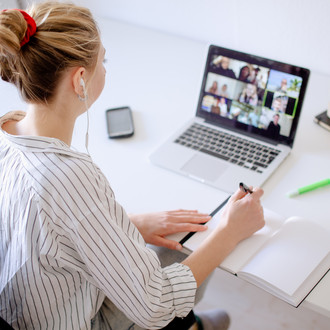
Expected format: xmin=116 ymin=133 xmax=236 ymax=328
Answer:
xmin=0 ymin=112 xmax=196 ymax=329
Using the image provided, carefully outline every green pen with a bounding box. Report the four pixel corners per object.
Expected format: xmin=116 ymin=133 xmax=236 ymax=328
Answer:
xmin=286 ymin=178 xmax=330 ymax=197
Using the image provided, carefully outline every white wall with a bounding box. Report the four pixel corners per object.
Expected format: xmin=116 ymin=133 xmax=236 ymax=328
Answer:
xmin=73 ymin=0 xmax=330 ymax=76
xmin=19 ymin=0 xmax=330 ymax=76
xmin=0 ymin=0 xmax=20 ymax=9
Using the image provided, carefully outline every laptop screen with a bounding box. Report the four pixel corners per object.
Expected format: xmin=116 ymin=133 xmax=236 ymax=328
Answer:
xmin=196 ymin=45 xmax=310 ymax=147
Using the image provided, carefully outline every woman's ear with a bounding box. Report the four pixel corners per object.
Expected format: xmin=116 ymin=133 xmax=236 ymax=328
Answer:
xmin=72 ymin=67 xmax=86 ymax=96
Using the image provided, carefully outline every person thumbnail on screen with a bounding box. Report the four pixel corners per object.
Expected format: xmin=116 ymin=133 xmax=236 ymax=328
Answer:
xmin=219 ymin=84 xmax=229 ymax=98
xmin=238 ymin=65 xmax=251 ymax=82
xmin=201 ymin=95 xmax=215 ymax=112
xmin=277 ymin=78 xmax=288 ymax=93
xmin=271 ymin=95 xmax=285 ymax=112
xmin=266 ymin=113 xmax=281 ymax=139
xmin=205 ymin=73 xmax=236 ymax=99
xmin=229 ymin=101 xmax=254 ymax=122
xmin=228 ymin=101 xmax=262 ymax=129
xmin=264 ymin=91 xmax=296 ymax=117
xmin=211 ymin=98 xmax=221 ymax=115
xmin=207 ymin=80 xmax=219 ymax=94
xmin=267 ymin=70 xmax=302 ymax=99
xmin=210 ymin=55 xmax=237 ymax=79
xmin=207 ymin=80 xmax=230 ymax=99
xmin=219 ymin=97 xmax=229 ymax=117
xmin=259 ymin=107 xmax=293 ymax=137
xmin=238 ymin=83 xmax=259 ymax=106
xmin=237 ymin=63 xmax=269 ymax=89
xmin=247 ymin=108 xmax=261 ymax=127
xmin=202 ymin=95 xmax=230 ymax=118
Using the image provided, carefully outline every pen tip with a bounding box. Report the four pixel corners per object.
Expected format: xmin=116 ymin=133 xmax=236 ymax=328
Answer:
xmin=286 ymin=190 xmax=299 ymax=198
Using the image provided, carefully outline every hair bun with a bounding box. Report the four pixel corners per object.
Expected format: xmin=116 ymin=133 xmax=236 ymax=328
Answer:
xmin=0 ymin=2 xmax=100 ymax=103
xmin=0 ymin=9 xmax=29 ymax=56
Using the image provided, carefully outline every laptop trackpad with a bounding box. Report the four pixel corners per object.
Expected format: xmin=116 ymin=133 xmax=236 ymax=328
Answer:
xmin=181 ymin=153 xmax=229 ymax=182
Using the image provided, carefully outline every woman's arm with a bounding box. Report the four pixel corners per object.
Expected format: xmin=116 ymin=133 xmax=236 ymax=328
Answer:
xmin=131 ymin=187 xmax=264 ymax=287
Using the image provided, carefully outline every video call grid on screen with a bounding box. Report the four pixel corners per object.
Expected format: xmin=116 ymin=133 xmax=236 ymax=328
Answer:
xmin=197 ymin=45 xmax=310 ymax=145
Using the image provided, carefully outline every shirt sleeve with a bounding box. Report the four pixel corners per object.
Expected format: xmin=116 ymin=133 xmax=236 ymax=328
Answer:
xmin=49 ymin=158 xmax=197 ymax=329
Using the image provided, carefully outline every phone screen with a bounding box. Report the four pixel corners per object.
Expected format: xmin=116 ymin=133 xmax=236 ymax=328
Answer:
xmin=106 ymin=107 xmax=134 ymax=138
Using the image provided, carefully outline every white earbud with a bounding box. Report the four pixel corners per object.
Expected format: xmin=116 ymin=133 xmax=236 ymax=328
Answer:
xmin=80 ymin=78 xmax=87 ymax=98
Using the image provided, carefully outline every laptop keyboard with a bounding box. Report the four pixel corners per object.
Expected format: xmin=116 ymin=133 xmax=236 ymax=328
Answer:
xmin=174 ymin=123 xmax=281 ymax=173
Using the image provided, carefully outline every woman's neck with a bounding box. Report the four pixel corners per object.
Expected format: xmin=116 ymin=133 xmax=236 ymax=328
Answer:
xmin=24 ymin=102 xmax=78 ymax=145
xmin=2 ymin=67 xmax=89 ymax=146
xmin=3 ymin=101 xmax=79 ymax=146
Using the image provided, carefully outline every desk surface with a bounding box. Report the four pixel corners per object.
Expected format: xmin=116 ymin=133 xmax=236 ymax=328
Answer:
xmin=1 ymin=17 xmax=330 ymax=317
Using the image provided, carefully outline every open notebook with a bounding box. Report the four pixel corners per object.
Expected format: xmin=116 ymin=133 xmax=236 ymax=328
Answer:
xmin=169 ymin=208 xmax=330 ymax=307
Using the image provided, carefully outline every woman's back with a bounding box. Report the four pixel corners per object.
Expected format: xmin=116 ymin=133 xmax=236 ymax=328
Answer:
xmin=0 ymin=112 xmax=107 ymax=329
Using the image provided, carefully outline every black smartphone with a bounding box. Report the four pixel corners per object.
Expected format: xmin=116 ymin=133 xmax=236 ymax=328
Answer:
xmin=105 ymin=106 xmax=134 ymax=138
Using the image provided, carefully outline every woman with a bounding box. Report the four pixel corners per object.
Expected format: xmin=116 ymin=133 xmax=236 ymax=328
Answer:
xmin=238 ymin=65 xmax=250 ymax=82
xmin=219 ymin=97 xmax=228 ymax=117
xmin=0 ymin=2 xmax=264 ymax=329
xmin=208 ymin=80 xmax=219 ymax=95
xmin=239 ymin=84 xmax=258 ymax=106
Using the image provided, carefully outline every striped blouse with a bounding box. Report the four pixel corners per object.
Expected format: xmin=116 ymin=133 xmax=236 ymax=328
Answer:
xmin=0 ymin=112 xmax=196 ymax=329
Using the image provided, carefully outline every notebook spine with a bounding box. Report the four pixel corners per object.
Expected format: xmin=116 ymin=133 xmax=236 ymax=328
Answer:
xmin=314 ymin=110 xmax=330 ymax=131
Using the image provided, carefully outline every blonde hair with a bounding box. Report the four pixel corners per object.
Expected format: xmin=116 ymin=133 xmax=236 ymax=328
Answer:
xmin=0 ymin=1 xmax=100 ymax=103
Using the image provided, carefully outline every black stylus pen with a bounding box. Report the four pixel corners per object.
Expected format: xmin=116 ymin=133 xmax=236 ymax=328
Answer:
xmin=179 ymin=195 xmax=230 ymax=245
xmin=239 ymin=182 xmax=253 ymax=194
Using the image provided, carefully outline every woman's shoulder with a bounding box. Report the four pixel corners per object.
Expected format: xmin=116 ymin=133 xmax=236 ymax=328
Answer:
xmin=34 ymin=153 xmax=115 ymax=222
xmin=0 ymin=110 xmax=26 ymax=125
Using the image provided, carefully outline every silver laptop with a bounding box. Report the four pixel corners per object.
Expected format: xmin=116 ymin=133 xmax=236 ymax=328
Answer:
xmin=150 ymin=45 xmax=310 ymax=193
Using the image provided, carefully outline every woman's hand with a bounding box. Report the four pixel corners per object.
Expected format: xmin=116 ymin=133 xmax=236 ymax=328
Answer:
xmin=129 ymin=210 xmax=211 ymax=250
xmin=219 ymin=187 xmax=265 ymax=245
xmin=182 ymin=187 xmax=265 ymax=287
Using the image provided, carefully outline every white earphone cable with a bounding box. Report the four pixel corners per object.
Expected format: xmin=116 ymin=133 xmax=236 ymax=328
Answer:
xmin=85 ymin=105 xmax=90 ymax=153
xmin=80 ymin=79 xmax=90 ymax=154
xmin=80 ymin=80 xmax=100 ymax=177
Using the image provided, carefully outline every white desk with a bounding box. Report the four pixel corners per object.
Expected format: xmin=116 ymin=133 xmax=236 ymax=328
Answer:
xmin=1 ymin=17 xmax=329 ymax=318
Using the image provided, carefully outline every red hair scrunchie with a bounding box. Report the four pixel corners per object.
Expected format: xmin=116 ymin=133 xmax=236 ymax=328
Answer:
xmin=2 ymin=9 xmax=37 ymax=47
